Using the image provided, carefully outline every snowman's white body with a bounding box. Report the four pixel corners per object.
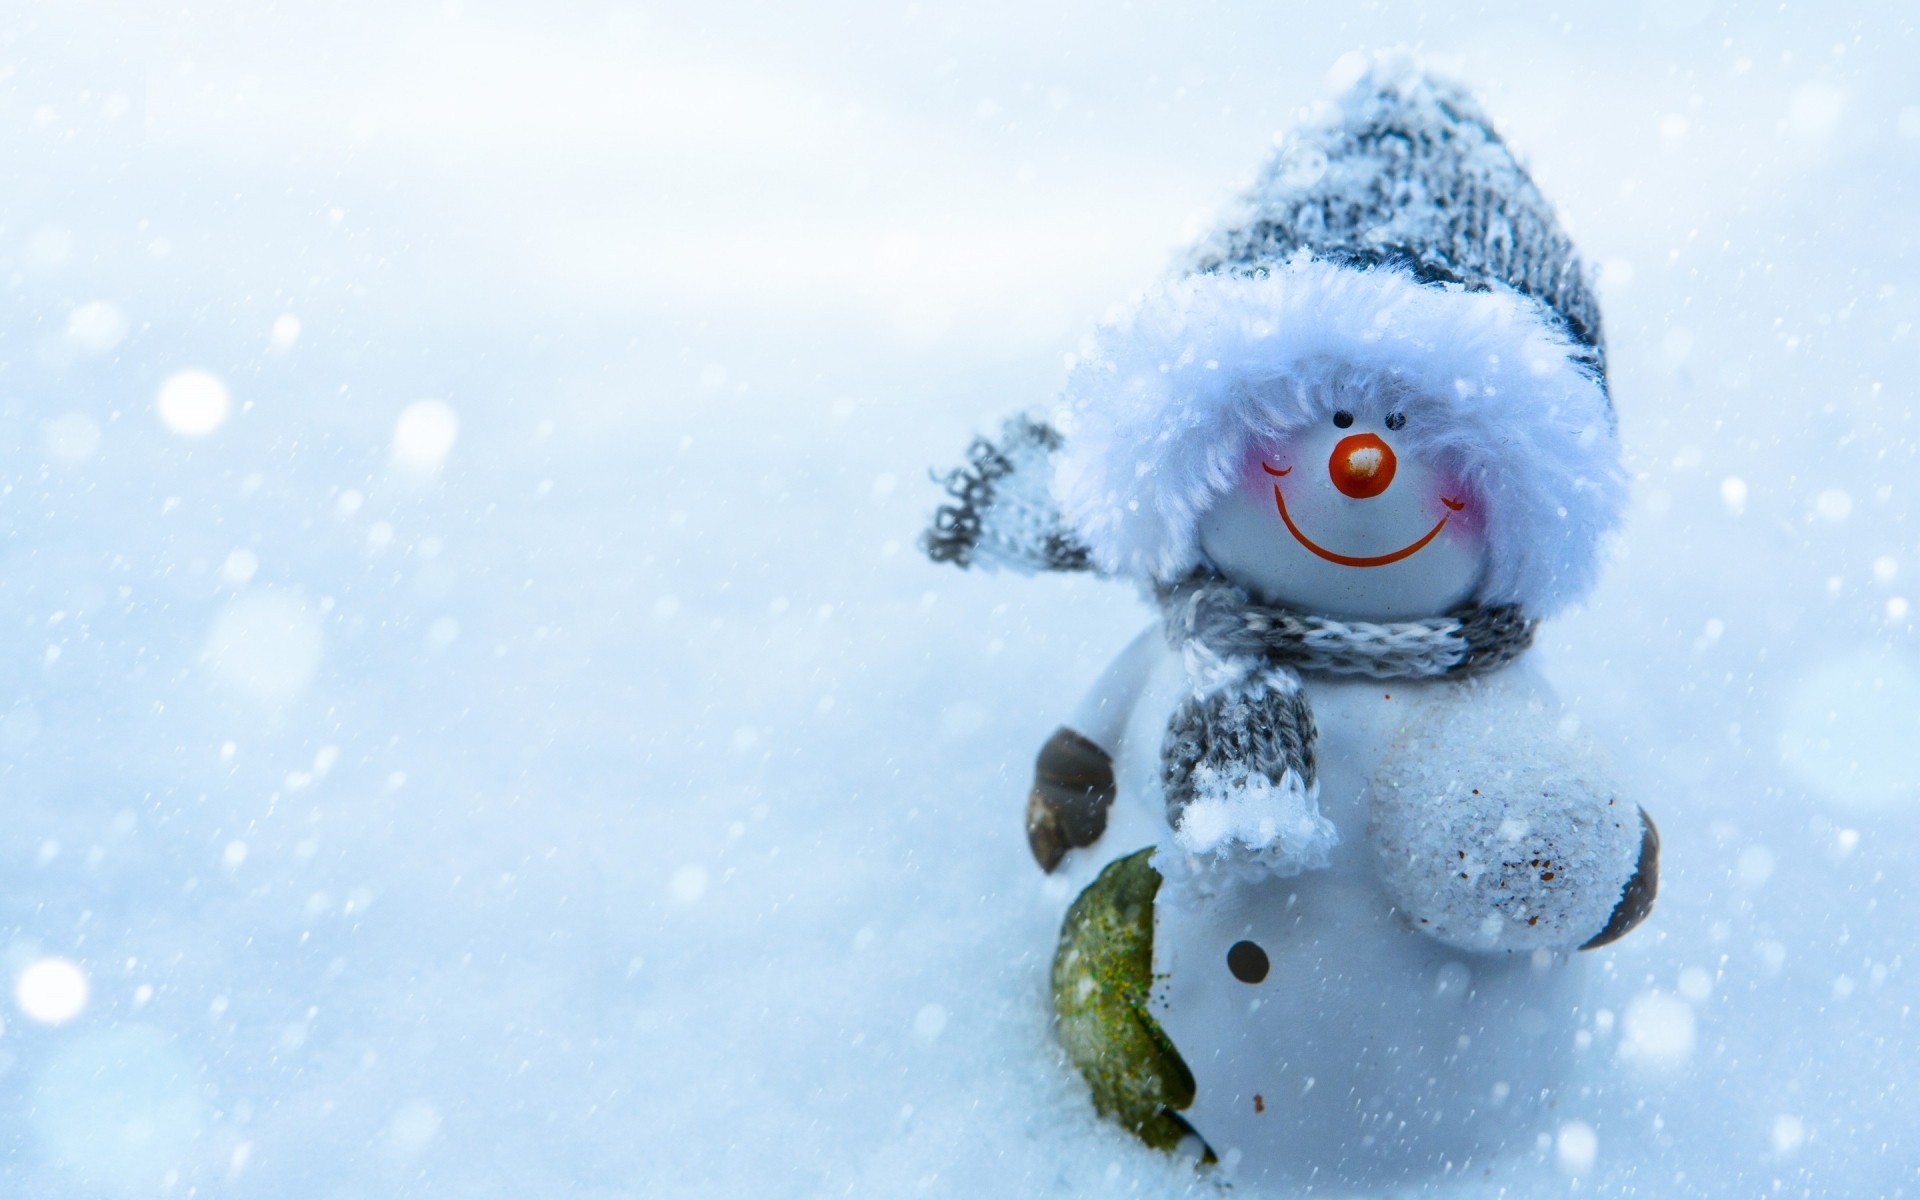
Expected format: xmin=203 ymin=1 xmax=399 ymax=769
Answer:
xmin=1030 ymin=304 xmax=1636 ymax=1189
xmin=1062 ymin=625 xmax=1586 ymax=1189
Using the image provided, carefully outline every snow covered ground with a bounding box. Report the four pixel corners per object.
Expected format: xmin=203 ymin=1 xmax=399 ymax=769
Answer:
xmin=0 ymin=1 xmax=1914 ymax=1195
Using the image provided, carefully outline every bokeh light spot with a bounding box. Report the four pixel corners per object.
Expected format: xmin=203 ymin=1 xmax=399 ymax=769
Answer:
xmin=156 ymin=370 xmax=231 ymax=436
xmin=16 ymin=958 xmax=88 ymax=1025
xmin=1779 ymin=649 xmax=1920 ymax=809
xmin=393 ymin=401 xmax=460 ymax=473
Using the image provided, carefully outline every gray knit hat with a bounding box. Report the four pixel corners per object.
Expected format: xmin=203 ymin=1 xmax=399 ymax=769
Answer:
xmin=1187 ymin=60 xmax=1607 ymax=390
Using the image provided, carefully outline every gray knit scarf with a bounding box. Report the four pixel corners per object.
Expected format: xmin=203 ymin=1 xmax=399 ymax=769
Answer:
xmin=1158 ymin=575 xmax=1535 ymax=839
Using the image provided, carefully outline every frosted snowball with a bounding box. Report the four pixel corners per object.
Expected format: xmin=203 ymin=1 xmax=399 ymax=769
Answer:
xmin=156 ymin=370 xmax=231 ymax=436
xmin=203 ymin=589 xmax=325 ymax=704
xmin=1618 ymin=990 xmax=1695 ymax=1069
xmin=269 ymin=314 xmax=301 ymax=350
xmin=392 ymin=400 xmax=459 ymax=473
xmin=1778 ymin=648 xmax=1920 ymax=809
xmin=66 ymin=301 xmax=129 ymax=353
xmin=17 ymin=957 xmax=89 ymax=1024
xmin=1368 ymin=676 xmax=1640 ymax=952
xmin=31 ymin=1026 xmax=205 ymax=1190
xmin=42 ymin=414 xmax=102 ymax=466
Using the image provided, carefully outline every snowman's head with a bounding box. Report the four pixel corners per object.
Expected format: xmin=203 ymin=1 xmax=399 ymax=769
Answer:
xmin=1196 ymin=402 xmax=1488 ymax=620
xmin=1054 ymin=258 xmax=1626 ymax=620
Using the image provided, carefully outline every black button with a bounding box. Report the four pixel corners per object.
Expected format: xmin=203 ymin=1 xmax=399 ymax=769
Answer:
xmin=1227 ymin=940 xmax=1269 ymax=984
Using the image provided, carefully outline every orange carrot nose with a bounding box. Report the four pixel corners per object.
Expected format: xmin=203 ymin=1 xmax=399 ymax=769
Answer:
xmin=1329 ymin=433 xmax=1397 ymax=499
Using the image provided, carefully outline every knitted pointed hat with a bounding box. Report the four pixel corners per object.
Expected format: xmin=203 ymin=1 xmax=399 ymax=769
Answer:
xmin=1189 ymin=59 xmax=1607 ymax=386
xmin=1052 ymin=57 xmax=1626 ymax=617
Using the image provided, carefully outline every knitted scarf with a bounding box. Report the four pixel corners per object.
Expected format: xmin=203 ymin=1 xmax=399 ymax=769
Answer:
xmin=1156 ymin=575 xmax=1535 ymax=875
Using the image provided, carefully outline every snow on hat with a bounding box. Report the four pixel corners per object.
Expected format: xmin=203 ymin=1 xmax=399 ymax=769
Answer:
xmin=1054 ymin=55 xmax=1626 ymax=617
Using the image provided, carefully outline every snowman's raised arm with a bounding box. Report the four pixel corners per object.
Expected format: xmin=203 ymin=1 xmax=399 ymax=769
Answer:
xmin=921 ymin=413 xmax=1092 ymax=575
xmin=1026 ymin=623 xmax=1163 ymax=872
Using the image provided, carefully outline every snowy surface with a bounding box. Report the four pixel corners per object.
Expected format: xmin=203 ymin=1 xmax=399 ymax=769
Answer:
xmin=0 ymin=2 xmax=1915 ymax=1196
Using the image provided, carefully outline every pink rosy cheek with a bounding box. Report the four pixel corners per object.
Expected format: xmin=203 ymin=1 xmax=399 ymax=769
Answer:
xmin=1245 ymin=445 xmax=1294 ymax=486
xmin=1432 ymin=474 xmax=1487 ymax=539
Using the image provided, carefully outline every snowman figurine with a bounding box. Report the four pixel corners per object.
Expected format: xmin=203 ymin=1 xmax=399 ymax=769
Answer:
xmin=924 ymin=59 xmax=1658 ymax=1189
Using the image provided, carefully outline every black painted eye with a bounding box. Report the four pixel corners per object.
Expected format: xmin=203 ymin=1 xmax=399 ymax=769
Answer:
xmin=1227 ymin=940 xmax=1269 ymax=984
xmin=1385 ymin=412 xmax=1407 ymax=431
xmin=1332 ymin=411 xmax=1354 ymax=429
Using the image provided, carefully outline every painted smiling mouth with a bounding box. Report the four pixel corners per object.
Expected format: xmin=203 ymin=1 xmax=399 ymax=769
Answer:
xmin=1262 ymin=462 xmax=1463 ymax=568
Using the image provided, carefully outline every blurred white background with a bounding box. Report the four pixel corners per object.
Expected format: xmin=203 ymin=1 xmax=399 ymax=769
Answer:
xmin=0 ymin=1 xmax=1914 ymax=1196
